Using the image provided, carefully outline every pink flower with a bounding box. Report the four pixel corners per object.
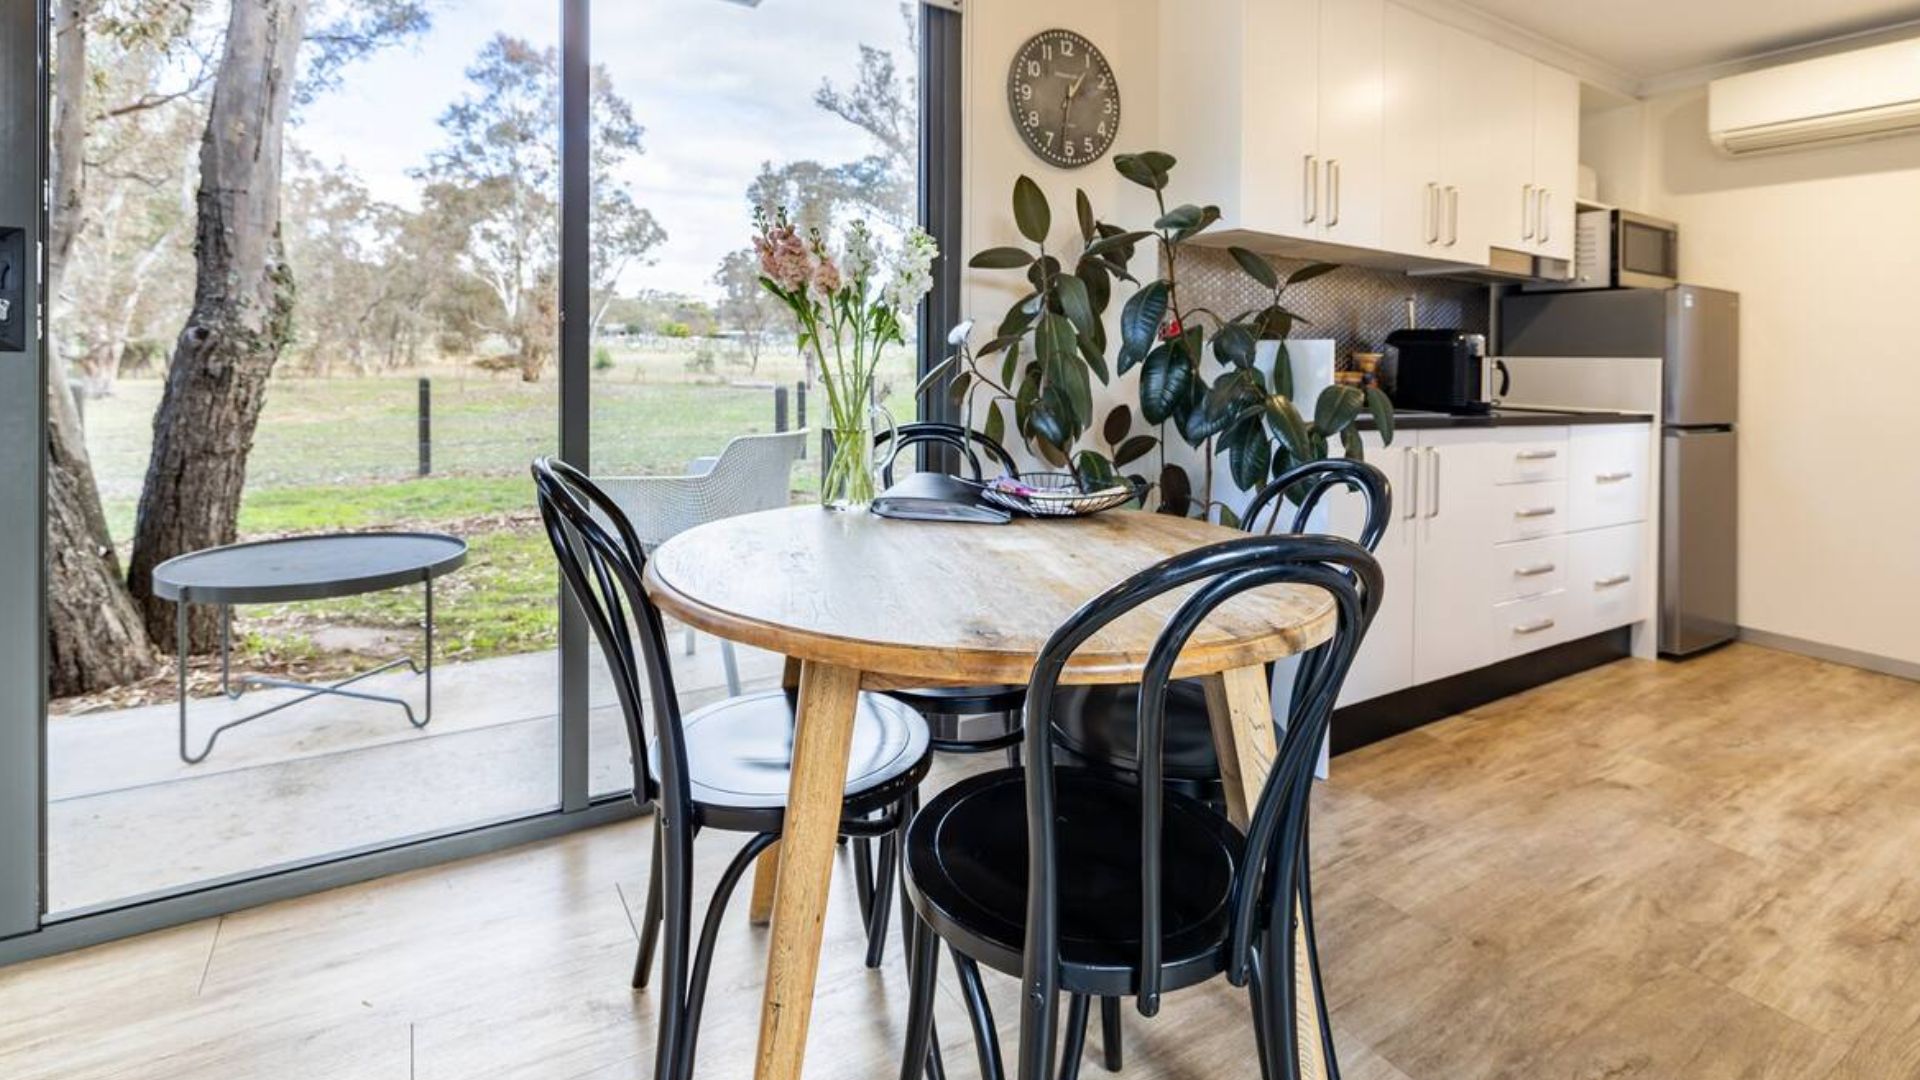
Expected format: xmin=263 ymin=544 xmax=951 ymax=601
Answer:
xmin=753 ymin=210 xmax=814 ymax=294
xmin=811 ymin=253 xmax=843 ymax=299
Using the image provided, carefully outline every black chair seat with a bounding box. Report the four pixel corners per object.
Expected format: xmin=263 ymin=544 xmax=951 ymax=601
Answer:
xmin=1050 ymin=678 xmax=1222 ymax=784
xmin=654 ymin=689 xmax=932 ymax=833
xmin=904 ymin=767 xmax=1245 ymax=998
xmin=886 ymin=683 xmax=1028 ymax=716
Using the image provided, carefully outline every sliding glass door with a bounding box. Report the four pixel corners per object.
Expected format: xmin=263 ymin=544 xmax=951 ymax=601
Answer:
xmin=1 ymin=0 xmax=958 ymax=962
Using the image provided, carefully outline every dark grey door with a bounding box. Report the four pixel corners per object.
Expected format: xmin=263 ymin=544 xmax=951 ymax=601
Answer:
xmin=0 ymin=0 xmax=45 ymax=940
xmin=1661 ymin=428 xmax=1738 ymax=655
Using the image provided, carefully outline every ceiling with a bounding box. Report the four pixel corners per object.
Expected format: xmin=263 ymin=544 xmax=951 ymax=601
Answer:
xmin=1457 ymin=0 xmax=1920 ymax=82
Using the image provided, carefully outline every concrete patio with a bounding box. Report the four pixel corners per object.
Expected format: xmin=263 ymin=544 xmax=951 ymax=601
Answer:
xmin=47 ymin=635 xmax=785 ymax=915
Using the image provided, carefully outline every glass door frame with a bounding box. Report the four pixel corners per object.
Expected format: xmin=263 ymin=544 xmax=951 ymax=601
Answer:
xmin=0 ymin=0 xmax=964 ymax=966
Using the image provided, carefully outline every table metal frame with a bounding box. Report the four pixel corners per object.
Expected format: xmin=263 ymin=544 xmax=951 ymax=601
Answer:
xmin=174 ymin=578 xmax=437 ymax=765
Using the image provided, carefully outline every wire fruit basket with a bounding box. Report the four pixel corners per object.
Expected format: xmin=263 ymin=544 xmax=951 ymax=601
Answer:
xmin=981 ymin=473 xmax=1142 ymax=518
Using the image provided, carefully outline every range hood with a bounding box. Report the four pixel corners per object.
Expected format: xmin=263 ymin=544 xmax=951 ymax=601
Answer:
xmin=1409 ymin=246 xmax=1571 ymax=284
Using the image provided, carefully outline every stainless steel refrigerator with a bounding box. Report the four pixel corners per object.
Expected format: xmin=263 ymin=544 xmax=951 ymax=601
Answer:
xmin=1501 ymin=285 xmax=1739 ymax=655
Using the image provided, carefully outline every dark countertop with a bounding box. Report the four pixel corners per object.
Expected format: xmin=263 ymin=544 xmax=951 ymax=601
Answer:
xmin=1359 ymin=407 xmax=1653 ymax=431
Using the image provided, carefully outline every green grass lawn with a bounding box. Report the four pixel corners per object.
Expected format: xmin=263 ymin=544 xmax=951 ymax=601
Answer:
xmin=72 ymin=341 xmax=918 ymax=694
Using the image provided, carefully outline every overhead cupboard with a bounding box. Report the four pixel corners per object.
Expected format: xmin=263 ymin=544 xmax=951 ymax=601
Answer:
xmin=1159 ymin=0 xmax=1582 ymax=268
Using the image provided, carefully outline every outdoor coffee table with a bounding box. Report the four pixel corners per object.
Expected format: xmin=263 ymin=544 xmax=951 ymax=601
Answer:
xmin=152 ymin=532 xmax=467 ymax=764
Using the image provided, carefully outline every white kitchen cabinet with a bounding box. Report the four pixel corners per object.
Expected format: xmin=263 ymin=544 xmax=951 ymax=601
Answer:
xmin=1566 ymin=523 xmax=1649 ymax=640
xmin=1472 ymin=45 xmax=1579 ymax=260
xmin=1326 ymin=433 xmax=1416 ymax=706
xmin=1568 ymin=424 xmax=1651 ymax=531
xmin=1410 ymin=428 xmax=1509 ymax=684
xmin=1381 ymin=5 xmax=1487 ymax=263
xmin=1162 ymin=0 xmax=1382 ymax=253
xmin=1531 ymin=62 xmax=1580 ymax=261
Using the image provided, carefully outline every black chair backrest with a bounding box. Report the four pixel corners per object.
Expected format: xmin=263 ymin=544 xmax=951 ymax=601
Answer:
xmin=1018 ymin=534 xmax=1382 ymax=1046
xmin=1242 ymin=457 xmax=1392 ymax=552
xmin=875 ymin=421 xmax=1019 ymax=486
xmin=531 ymin=457 xmax=689 ymax=819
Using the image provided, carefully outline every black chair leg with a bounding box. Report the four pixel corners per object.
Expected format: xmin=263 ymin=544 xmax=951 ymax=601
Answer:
xmin=852 ymin=834 xmax=876 ymax=925
xmin=1247 ymin=951 xmax=1275 ymax=1080
xmin=633 ymin=816 xmax=664 ymax=989
xmin=951 ymin=948 xmax=1006 ymax=1080
xmin=865 ymin=808 xmax=904 ymax=969
xmin=898 ymin=912 xmax=943 ymax=1080
xmin=676 ymin=833 xmax=777 ymax=1080
xmin=1059 ymin=994 xmax=1091 ymax=1080
xmin=651 ymin=821 xmax=698 ymax=1080
xmin=1098 ymin=996 xmax=1123 ymax=1072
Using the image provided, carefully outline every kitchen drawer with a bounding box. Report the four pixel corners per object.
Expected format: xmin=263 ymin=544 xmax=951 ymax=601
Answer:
xmin=1569 ymin=425 xmax=1651 ymax=530
xmin=1490 ymin=590 xmax=1569 ymax=657
xmin=1494 ymin=480 xmax=1568 ymax=542
xmin=1492 ymin=433 xmax=1569 ymax=485
xmin=1492 ymin=534 xmax=1567 ymax=602
xmin=1567 ymin=522 xmax=1649 ymax=637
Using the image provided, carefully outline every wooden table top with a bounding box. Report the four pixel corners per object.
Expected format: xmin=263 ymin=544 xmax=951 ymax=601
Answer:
xmin=643 ymin=505 xmax=1335 ymax=686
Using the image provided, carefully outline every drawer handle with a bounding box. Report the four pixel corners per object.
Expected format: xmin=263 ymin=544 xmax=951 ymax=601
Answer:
xmin=1515 ymin=449 xmax=1560 ymax=461
xmin=1515 ymin=506 xmax=1558 ymax=519
xmin=1515 ymin=563 xmax=1558 ymax=577
xmin=1595 ymin=471 xmax=1634 ymax=483
xmin=1595 ymin=573 xmax=1632 ymax=588
xmin=1514 ymin=618 xmax=1557 ymax=635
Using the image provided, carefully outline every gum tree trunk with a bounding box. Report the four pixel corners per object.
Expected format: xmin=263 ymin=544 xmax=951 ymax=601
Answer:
xmin=126 ymin=0 xmax=308 ymax=650
xmin=46 ymin=0 xmax=156 ymax=695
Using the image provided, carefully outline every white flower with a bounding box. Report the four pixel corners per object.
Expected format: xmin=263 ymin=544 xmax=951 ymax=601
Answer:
xmin=947 ymin=319 xmax=975 ymax=346
xmin=840 ymin=219 xmax=879 ymax=289
xmin=884 ymin=227 xmax=940 ymax=314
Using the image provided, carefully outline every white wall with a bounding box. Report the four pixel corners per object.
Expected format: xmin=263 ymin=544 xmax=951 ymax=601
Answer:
xmin=1633 ymin=87 xmax=1920 ymax=665
xmin=959 ymin=0 xmax=1160 ymax=467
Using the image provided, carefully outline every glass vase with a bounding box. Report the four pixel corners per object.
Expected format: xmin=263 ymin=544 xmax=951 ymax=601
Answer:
xmin=820 ymin=404 xmax=896 ymax=513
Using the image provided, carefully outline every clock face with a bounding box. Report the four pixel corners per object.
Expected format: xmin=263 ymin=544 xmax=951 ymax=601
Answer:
xmin=1007 ymin=29 xmax=1119 ymax=170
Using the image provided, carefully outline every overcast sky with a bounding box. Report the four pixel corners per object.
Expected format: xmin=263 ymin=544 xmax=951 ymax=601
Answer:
xmin=295 ymin=0 xmax=912 ymax=301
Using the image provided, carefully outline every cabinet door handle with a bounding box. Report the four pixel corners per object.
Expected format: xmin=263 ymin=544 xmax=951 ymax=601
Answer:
xmin=1327 ymin=159 xmax=1341 ymax=227
xmin=1514 ymin=618 xmax=1557 ymax=635
xmin=1595 ymin=573 xmax=1632 ymax=588
xmin=1426 ymin=448 xmax=1441 ymax=519
xmin=1595 ymin=470 xmax=1633 ymax=483
xmin=1514 ymin=505 xmax=1558 ymax=519
xmin=1515 ymin=563 xmax=1558 ymax=577
xmin=1521 ymin=183 xmax=1535 ymax=239
xmin=1304 ymin=155 xmax=1318 ymax=224
xmin=1424 ymin=182 xmax=1439 ymax=244
xmin=1539 ymin=189 xmax=1552 ymax=245
xmin=1403 ymin=447 xmax=1419 ymax=520
xmin=1445 ymin=185 xmax=1459 ymax=246
xmin=1515 ymin=448 xmax=1559 ymax=461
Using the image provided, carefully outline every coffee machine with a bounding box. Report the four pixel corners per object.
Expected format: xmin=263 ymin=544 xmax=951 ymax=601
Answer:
xmin=1383 ymin=329 xmax=1505 ymax=414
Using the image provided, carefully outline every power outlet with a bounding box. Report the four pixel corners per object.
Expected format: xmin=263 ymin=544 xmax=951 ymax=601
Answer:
xmin=0 ymin=227 xmax=23 ymax=353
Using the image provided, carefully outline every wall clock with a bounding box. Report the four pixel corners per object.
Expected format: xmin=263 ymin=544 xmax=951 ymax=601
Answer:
xmin=1007 ymin=29 xmax=1119 ymax=170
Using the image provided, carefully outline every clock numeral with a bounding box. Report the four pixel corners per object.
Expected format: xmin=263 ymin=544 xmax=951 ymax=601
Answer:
xmin=1097 ymin=120 xmax=1109 ymax=137
xmin=1028 ymin=60 xmax=1041 ymax=77
xmin=1027 ymin=110 xmax=1041 ymax=129
xmin=1103 ymin=98 xmax=1115 ymax=116
xmin=1084 ymin=136 xmax=1096 ymax=155
xmin=1018 ymin=83 xmax=1032 ymax=102
xmin=1060 ymin=39 xmax=1074 ymax=57
xmin=1040 ymin=130 xmax=1056 ymax=149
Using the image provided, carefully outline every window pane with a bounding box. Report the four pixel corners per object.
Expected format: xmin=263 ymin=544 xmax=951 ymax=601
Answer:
xmin=586 ymin=1 xmax=923 ymax=797
xmin=45 ymin=1 xmax=563 ymax=912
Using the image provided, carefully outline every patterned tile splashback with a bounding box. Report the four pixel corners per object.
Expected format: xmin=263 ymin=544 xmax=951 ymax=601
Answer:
xmin=1175 ymin=246 xmax=1488 ymax=365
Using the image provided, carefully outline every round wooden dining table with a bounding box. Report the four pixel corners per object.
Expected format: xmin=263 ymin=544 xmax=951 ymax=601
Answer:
xmin=644 ymin=504 xmax=1337 ymax=1080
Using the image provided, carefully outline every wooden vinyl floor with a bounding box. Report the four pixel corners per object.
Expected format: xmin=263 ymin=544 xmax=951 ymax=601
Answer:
xmin=6 ymin=643 xmax=1920 ymax=1080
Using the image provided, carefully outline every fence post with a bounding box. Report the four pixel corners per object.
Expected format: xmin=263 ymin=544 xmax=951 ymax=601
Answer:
xmin=417 ymin=376 xmax=431 ymax=477
xmin=796 ymin=381 xmax=808 ymax=459
xmin=774 ymin=385 xmax=789 ymax=432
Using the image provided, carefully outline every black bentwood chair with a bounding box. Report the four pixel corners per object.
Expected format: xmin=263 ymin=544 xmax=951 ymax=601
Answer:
xmin=1050 ymin=459 xmax=1391 ymax=805
xmin=531 ymin=458 xmax=935 ymax=1080
xmin=872 ymin=422 xmax=1031 ymax=759
xmin=896 ymin=533 xmax=1382 ymax=1080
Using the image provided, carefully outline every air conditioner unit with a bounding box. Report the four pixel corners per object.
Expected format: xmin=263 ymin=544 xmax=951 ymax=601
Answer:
xmin=1708 ymin=36 xmax=1920 ymax=155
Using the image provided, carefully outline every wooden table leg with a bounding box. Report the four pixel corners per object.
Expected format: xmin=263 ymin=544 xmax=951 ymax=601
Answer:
xmin=753 ymin=660 xmax=862 ymax=1080
xmin=1204 ymin=664 xmax=1329 ymax=1080
xmin=746 ymin=656 xmax=808 ymax=926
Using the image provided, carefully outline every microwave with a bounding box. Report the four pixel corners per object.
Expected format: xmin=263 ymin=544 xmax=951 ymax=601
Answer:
xmin=1529 ymin=208 xmax=1679 ymax=291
